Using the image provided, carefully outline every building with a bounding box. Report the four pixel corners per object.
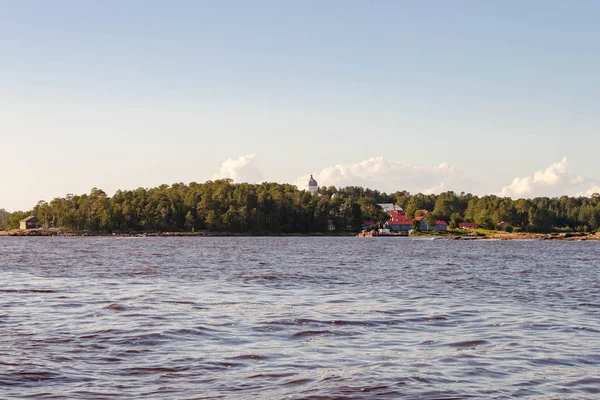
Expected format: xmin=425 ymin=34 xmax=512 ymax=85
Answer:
xmin=327 ymin=220 xmax=336 ymax=231
xmin=20 ymin=216 xmax=40 ymax=230
xmin=459 ymin=222 xmax=478 ymax=230
xmin=383 ymin=216 xmax=448 ymax=232
xmin=384 ymin=220 xmax=414 ymax=231
xmin=426 ymin=220 xmax=448 ymax=231
xmin=388 ymin=210 xmax=406 ymax=221
xmin=377 ymin=203 xmax=402 ymax=213
xmin=414 ymin=216 xmax=447 ymax=231
xmin=308 ymin=175 xmax=318 ymax=194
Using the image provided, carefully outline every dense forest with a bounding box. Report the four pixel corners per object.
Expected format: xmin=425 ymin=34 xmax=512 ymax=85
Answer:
xmin=2 ymin=180 xmax=600 ymax=233
xmin=0 ymin=209 xmax=10 ymax=230
xmin=2 ymin=180 xmax=388 ymax=233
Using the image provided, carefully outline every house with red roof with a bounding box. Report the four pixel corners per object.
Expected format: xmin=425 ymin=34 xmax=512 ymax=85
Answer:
xmin=384 ymin=219 xmax=414 ymax=231
xmin=384 ymin=215 xmax=447 ymax=232
xmin=388 ymin=210 xmax=406 ymax=221
xmin=425 ymin=219 xmax=448 ymax=231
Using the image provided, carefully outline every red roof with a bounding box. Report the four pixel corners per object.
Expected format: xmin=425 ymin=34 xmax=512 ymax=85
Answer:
xmin=459 ymin=222 xmax=478 ymax=228
xmin=414 ymin=216 xmax=424 ymax=221
xmin=388 ymin=210 xmax=406 ymax=218
xmin=435 ymin=220 xmax=447 ymax=225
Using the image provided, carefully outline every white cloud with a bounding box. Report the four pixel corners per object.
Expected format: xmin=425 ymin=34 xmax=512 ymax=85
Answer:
xmin=212 ymin=154 xmax=263 ymax=183
xmin=499 ymin=157 xmax=587 ymax=198
xmin=211 ymin=154 xmax=598 ymax=198
xmin=293 ymin=157 xmax=474 ymax=193
xmin=576 ymin=185 xmax=600 ymax=197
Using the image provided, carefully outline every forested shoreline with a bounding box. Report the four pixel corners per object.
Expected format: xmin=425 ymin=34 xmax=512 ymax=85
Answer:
xmin=1 ymin=180 xmax=599 ymax=233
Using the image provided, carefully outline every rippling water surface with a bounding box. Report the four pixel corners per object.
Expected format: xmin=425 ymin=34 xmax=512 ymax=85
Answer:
xmin=1 ymin=237 xmax=599 ymax=399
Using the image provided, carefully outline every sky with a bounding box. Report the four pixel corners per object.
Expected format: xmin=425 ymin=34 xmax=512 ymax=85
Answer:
xmin=1 ymin=0 xmax=599 ymax=211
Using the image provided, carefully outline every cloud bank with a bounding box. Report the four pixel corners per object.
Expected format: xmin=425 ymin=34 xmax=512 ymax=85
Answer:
xmin=212 ymin=154 xmax=263 ymax=183
xmin=499 ymin=157 xmax=588 ymax=198
xmin=294 ymin=157 xmax=474 ymax=194
xmin=577 ymin=185 xmax=600 ymax=197
xmin=212 ymin=154 xmax=599 ymax=199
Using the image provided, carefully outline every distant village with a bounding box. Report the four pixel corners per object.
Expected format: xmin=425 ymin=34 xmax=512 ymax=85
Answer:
xmin=361 ymin=203 xmax=477 ymax=236
xmin=306 ymin=175 xmax=474 ymax=235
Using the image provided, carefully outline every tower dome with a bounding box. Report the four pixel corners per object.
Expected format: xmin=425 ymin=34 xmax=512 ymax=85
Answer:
xmin=308 ymin=174 xmax=318 ymax=194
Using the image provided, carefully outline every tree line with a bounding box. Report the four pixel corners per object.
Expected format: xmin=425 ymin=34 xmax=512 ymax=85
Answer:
xmin=1 ymin=180 xmax=388 ymax=233
xmin=394 ymin=190 xmax=600 ymax=233
xmin=1 ymin=181 xmax=599 ymax=233
xmin=0 ymin=209 xmax=10 ymax=230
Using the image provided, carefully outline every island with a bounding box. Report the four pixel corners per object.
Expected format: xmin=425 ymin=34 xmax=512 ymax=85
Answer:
xmin=1 ymin=179 xmax=598 ymax=240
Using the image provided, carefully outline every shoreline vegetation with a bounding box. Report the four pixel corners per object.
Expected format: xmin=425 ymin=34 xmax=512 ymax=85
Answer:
xmin=1 ymin=180 xmax=599 ymax=237
xmin=357 ymin=229 xmax=600 ymax=241
xmin=1 ymin=228 xmax=599 ymax=241
xmin=0 ymin=228 xmax=354 ymax=237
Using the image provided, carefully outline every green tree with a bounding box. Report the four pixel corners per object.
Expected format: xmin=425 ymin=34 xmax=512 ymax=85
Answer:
xmin=475 ymin=209 xmax=494 ymax=230
xmin=412 ymin=218 xmax=421 ymax=232
xmin=184 ymin=210 xmax=195 ymax=231
xmin=424 ymin=212 xmax=437 ymax=229
xmin=0 ymin=208 xmax=11 ymax=230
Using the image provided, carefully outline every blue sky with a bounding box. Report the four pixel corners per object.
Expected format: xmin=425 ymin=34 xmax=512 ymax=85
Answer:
xmin=1 ymin=1 xmax=599 ymax=210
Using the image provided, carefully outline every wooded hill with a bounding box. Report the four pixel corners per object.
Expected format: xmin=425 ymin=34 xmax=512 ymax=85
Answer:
xmin=2 ymin=180 xmax=600 ymax=233
xmin=0 ymin=209 xmax=10 ymax=230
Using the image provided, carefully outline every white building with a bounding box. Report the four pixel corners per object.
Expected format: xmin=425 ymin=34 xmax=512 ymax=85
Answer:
xmin=377 ymin=203 xmax=402 ymax=213
xmin=308 ymin=175 xmax=318 ymax=194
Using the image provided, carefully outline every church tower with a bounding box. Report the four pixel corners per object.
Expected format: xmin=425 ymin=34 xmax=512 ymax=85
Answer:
xmin=308 ymin=175 xmax=318 ymax=194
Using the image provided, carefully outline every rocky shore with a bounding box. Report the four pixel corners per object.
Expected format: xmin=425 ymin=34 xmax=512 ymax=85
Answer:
xmin=445 ymin=232 xmax=599 ymax=241
xmin=485 ymin=232 xmax=600 ymax=241
xmin=0 ymin=229 xmax=245 ymax=237
xmin=1 ymin=229 xmax=599 ymax=240
xmin=0 ymin=229 xmax=350 ymax=238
